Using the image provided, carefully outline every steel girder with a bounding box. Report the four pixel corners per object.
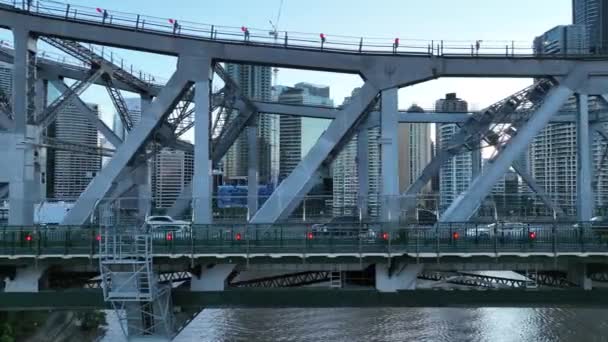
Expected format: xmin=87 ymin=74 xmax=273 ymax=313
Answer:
xmin=35 ymin=67 xmax=104 ymax=129
xmin=380 ymin=88 xmax=400 ymax=222
xmin=192 ymin=61 xmax=213 ymax=224
xmin=49 ymin=79 xmax=123 ymax=147
xmin=62 ymin=67 xmax=193 ymax=225
xmin=440 ymin=71 xmax=585 ymax=222
xmin=9 ymin=28 xmax=38 ymax=225
xmin=517 ymin=271 xmax=576 ymax=288
xmin=511 ymin=161 xmax=565 ymax=216
xmin=1 ymin=5 xmax=593 ymax=81
xmin=402 ymin=79 xmax=560 ymax=216
xmin=251 ymin=82 xmax=380 ymax=224
xmin=577 ymin=94 xmax=594 ymax=221
xmin=417 ymin=271 xmax=530 ymax=288
xmin=229 ymin=271 xmax=331 ymax=288
xmin=210 ymin=64 xmax=259 ymax=163
xmin=37 ymin=136 xmax=115 ymax=157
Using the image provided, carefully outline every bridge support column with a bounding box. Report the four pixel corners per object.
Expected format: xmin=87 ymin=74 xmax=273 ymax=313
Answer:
xmin=380 ymin=88 xmax=399 ymax=223
xmin=192 ymin=58 xmax=212 ymax=225
xmin=440 ymin=74 xmax=582 ymax=222
xmin=190 ymin=264 xmax=235 ymax=291
xmin=471 ymin=141 xmax=481 ymax=180
xmin=357 ymin=128 xmax=369 ymax=220
xmin=9 ymin=28 xmax=38 ymax=226
xmin=375 ymin=264 xmax=422 ymax=292
xmin=134 ymin=159 xmax=151 ymax=221
xmin=247 ymin=121 xmax=259 ymax=220
xmin=577 ymin=93 xmax=594 ymax=221
xmin=568 ymin=264 xmax=592 ymax=290
xmin=4 ymin=266 xmax=47 ymax=292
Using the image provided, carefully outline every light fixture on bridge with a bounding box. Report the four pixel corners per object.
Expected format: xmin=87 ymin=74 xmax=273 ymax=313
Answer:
xmin=382 ymin=232 xmax=389 ymax=241
xmin=96 ymin=234 xmax=101 ymax=242
xmin=235 ymin=233 xmax=242 ymax=241
xmin=25 ymin=234 xmax=32 ymax=242
xmin=529 ymin=232 xmax=537 ymax=240
xmin=307 ymin=232 xmax=314 ymax=240
xmin=452 ymin=232 xmax=460 ymax=240
xmin=166 ymin=233 xmax=173 ymax=241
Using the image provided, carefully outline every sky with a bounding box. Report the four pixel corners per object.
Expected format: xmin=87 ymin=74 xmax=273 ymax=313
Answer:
xmin=2 ymin=0 xmax=573 ymax=140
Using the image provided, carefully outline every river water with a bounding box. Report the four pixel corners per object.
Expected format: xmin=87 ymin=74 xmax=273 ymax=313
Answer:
xmin=102 ymin=307 xmax=608 ymax=341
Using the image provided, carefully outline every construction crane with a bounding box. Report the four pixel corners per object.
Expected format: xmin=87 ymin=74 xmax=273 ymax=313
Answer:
xmin=269 ymin=0 xmax=284 ymax=187
xmin=269 ymin=0 xmax=284 ymax=87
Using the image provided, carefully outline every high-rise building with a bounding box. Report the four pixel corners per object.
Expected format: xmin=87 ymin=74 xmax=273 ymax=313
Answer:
xmin=398 ymin=105 xmax=432 ymax=193
xmin=533 ymin=25 xmax=587 ymax=55
xmin=151 ymin=148 xmax=194 ymax=209
xmin=531 ymin=24 xmax=608 ymax=215
xmin=223 ymin=64 xmax=272 ymax=184
xmin=277 ymin=82 xmax=333 ymax=180
xmin=47 ymin=99 xmax=101 ymax=201
xmin=330 ymin=88 xmax=384 ymax=218
xmin=436 ymin=93 xmax=471 ymax=212
xmin=572 ymin=0 xmax=608 ymax=53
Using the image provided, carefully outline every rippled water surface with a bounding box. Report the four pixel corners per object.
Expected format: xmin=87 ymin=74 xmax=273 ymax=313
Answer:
xmin=102 ymin=307 xmax=608 ymax=342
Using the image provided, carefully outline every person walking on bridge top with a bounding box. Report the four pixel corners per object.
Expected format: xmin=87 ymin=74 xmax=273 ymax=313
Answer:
xmin=242 ymin=26 xmax=251 ymax=42
xmin=475 ymin=40 xmax=482 ymax=56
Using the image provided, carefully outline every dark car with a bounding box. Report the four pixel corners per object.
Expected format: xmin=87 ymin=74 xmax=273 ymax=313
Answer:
xmin=311 ymin=217 xmax=378 ymax=242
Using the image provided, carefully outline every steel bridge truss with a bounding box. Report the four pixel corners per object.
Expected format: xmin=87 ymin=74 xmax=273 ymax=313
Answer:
xmin=0 ymin=27 xmax=600 ymax=227
xmin=2 ymin=3 xmax=608 ymax=337
xmin=229 ymin=271 xmax=332 ymax=288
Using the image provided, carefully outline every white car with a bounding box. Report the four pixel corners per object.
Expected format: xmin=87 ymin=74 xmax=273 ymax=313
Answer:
xmin=145 ymin=216 xmax=190 ymax=233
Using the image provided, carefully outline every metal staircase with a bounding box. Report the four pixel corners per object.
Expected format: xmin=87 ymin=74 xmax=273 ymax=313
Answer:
xmin=40 ymin=37 xmax=152 ymax=93
xmin=482 ymin=78 xmax=558 ymax=159
xmin=404 ymin=78 xmax=559 ymax=204
xmin=99 ymin=228 xmax=174 ymax=338
xmin=330 ymin=266 xmax=343 ymax=288
xmin=104 ymin=75 xmax=134 ymax=131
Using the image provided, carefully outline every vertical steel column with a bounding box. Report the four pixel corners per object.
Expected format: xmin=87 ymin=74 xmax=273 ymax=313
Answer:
xmin=33 ymin=78 xmax=47 ymax=200
xmin=247 ymin=122 xmax=259 ymax=220
xmin=380 ymin=88 xmax=399 ymax=223
xmin=192 ymin=58 xmax=212 ymax=225
xmin=357 ymin=128 xmax=369 ymax=220
xmin=440 ymin=82 xmax=576 ymax=222
xmin=9 ymin=29 xmax=37 ymax=225
xmin=134 ymin=160 xmax=151 ymax=220
xmin=577 ymin=93 xmax=594 ymax=221
xmin=137 ymin=95 xmax=153 ymax=219
xmin=471 ymin=141 xmax=482 ymax=179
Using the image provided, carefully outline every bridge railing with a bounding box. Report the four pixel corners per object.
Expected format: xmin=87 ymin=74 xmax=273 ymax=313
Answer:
xmin=0 ymin=0 xmax=565 ymax=57
xmin=0 ymin=222 xmax=606 ymax=256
